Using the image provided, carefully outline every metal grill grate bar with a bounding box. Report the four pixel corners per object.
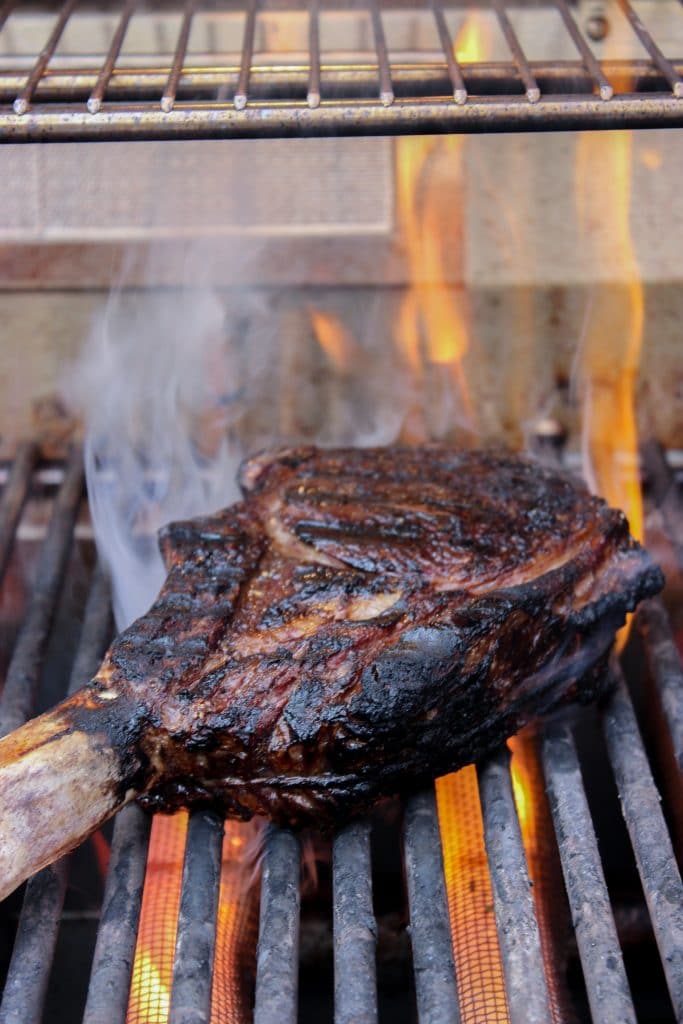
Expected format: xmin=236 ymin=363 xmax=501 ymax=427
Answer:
xmin=235 ymin=0 xmax=258 ymax=111
xmin=86 ymin=0 xmax=136 ymax=114
xmin=432 ymin=1 xmax=467 ymax=105
xmin=553 ymin=0 xmax=614 ymax=99
xmin=477 ymin=748 xmax=552 ymax=1024
xmin=82 ymin=805 xmax=152 ymax=1024
xmin=369 ymin=0 xmax=394 ymax=106
xmin=639 ymin=598 xmax=683 ymax=767
xmin=0 ymin=567 xmax=112 ymax=1024
xmin=403 ymin=789 xmax=460 ymax=1024
xmin=616 ymin=0 xmax=683 ymax=97
xmin=602 ymin=668 xmax=683 ymax=1019
xmin=0 ymin=442 xmax=36 ymax=583
xmin=333 ymin=819 xmax=378 ymax=1024
xmin=161 ymin=0 xmax=197 ymax=113
xmin=169 ymin=809 xmax=224 ymax=1024
xmin=0 ymin=447 xmax=83 ymax=739
xmin=2 ymin=0 xmax=683 ymax=137
xmin=491 ymin=0 xmax=540 ymax=103
xmin=307 ymin=0 xmax=320 ymax=109
xmin=254 ymin=826 xmax=301 ymax=1024
xmin=12 ymin=0 xmax=79 ymax=115
xmin=541 ymin=722 xmax=637 ymax=1024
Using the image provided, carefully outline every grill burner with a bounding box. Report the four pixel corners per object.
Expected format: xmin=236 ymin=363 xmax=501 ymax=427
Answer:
xmin=0 ymin=443 xmax=682 ymax=1023
xmin=1 ymin=0 xmax=683 ymax=140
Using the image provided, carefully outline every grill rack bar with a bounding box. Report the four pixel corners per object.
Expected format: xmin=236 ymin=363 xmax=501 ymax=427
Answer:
xmin=0 ymin=446 xmax=83 ymax=739
xmin=87 ymin=0 xmax=137 ymax=114
xmin=541 ymin=721 xmax=637 ymax=1024
xmin=490 ymin=0 xmax=540 ymax=103
xmin=169 ymin=809 xmax=225 ymax=1024
xmin=254 ymin=827 xmax=301 ymax=1024
xmin=639 ymin=598 xmax=683 ymax=768
xmin=0 ymin=441 xmax=36 ymax=583
xmin=0 ymin=567 xmax=112 ymax=1024
xmin=602 ymin=667 xmax=683 ymax=1019
xmin=2 ymin=0 xmax=683 ymax=139
xmin=432 ymin=1 xmax=467 ymax=105
xmin=616 ymin=0 xmax=683 ymax=97
xmin=477 ymin=749 xmax=552 ymax=1024
xmin=403 ymin=789 xmax=460 ymax=1024
xmin=333 ymin=820 xmax=378 ymax=1024
xmin=161 ymin=0 xmax=197 ymax=113
xmin=0 ymin=448 xmax=682 ymax=1023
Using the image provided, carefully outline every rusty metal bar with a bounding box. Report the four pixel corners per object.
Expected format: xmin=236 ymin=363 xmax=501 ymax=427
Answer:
xmin=432 ymin=0 xmax=467 ymax=104
xmin=333 ymin=819 xmax=378 ymax=1024
xmin=638 ymin=597 xmax=683 ymax=769
xmin=254 ymin=826 xmax=301 ymax=1024
xmin=0 ymin=441 xmax=37 ymax=584
xmin=554 ymin=0 xmax=613 ymax=99
xmin=477 ymin=749 xmax=553 ymax=1024
xmin=0 ymin=566 xmax=112 ymax=1024
xmin=8 ymin=91 xmax=683 ymax=141
xmin=369 ymin=0 xmax=394 ymax=106
xmin=602 ymin=668 xmax=683 ymax=1019
xmin=82 ymin=804 xmax=152 ymax=1024
xmin=235 ymin=0 xmax=257 ymax=110
xmin=403 ymin=789 xmax=460 ymax=1024
xmin=491 ymin=0 xmax=540 ymax=102
xmin=13 ymin=0 xmax=79 ymax=115
xmin=87 ymin=0 xmax=137 ymax=114
xmin=169 ymin=810 xmax=224 ymax=1024
xmin=0 ymin=1 xmax=16 ymax=38
xmin=541 ymin=722 xmax=636 ymax=1024
xmin=0 ymin=447 xmax=83 ymax=739
xmin=307 ymin=0 xmax=320 ymax=108
xmin=616 ymin=0 xmax=683 ymax=98
xmin=161 ymin=0 xmax=197 ymax=113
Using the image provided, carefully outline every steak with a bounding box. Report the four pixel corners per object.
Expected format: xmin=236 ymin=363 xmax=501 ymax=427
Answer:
xmin=0 ymin=447 xmax=663 ymax=900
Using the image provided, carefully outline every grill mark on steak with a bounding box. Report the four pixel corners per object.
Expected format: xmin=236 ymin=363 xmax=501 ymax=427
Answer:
xmin=25 ymin=447 xmax=670 ymax=831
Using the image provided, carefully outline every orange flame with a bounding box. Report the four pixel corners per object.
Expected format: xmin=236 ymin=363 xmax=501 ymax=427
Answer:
xmin=310 ymin=307 xmax=357 ymax=373
xmin=394 ymin=11 xmax=486 ymax=443
xmin=575 ymin=130 xmax=644 ymax=648
xmin=126 ymin=814 xmax=258 ymax=1024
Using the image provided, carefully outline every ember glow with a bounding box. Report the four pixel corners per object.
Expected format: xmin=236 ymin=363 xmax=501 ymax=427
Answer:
xmin=127 ymin=814 xmax=258 ymax=1024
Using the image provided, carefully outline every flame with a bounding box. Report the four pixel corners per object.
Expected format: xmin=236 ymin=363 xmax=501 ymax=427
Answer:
xmin=126 ymin=814 xmax=258 ymax=1024
xmin=455 ymin=14 xmax=488 ymax=64
xmin=575 ymin=130 xmax=644 ymax=649
xmin=310 ymin=308 xmax=357 ymax=373
xmin=394 ymin=10 xmax=486 ymax=445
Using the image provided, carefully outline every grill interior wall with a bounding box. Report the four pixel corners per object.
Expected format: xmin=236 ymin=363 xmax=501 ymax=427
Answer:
xmin=2 ymin=130 xmax=683 ymax=459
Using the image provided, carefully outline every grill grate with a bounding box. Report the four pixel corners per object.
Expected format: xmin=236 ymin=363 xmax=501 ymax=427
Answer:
xmin=0 ymin=445 xmax=682 ymax=1022
xmin=0 ymin=0 xmax=683 ymax=140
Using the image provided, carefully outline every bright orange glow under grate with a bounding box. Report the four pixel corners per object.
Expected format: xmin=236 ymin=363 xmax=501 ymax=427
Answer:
xmin=126 ymin=813 xmax=258 ymax=1024
xmin=437 ymin=734 xmax=569 ymax=1023
xmin=436 ymin=769 xmax=509 ymax=1021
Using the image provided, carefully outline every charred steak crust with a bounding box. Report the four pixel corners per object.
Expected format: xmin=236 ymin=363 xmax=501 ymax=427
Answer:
xmin=78 ymin=447 xmax=662 ymax=828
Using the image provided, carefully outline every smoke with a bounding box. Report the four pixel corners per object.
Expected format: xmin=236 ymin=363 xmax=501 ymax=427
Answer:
xmin=66 ymin=272 xmax=246 ymax=630
xmin=65 ymin=246 xmax=410 ymax=630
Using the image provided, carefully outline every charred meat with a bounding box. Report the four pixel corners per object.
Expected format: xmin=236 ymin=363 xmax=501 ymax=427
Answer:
xmin=0 ymin=447 xmax=663 ymax=899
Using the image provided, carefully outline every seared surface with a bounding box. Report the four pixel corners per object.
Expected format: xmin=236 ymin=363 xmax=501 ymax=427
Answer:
xmin=79 ymin=447 xmax=663 ymax=827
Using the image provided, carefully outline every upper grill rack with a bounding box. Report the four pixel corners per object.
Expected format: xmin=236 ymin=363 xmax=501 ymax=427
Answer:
xmin=0 ymin=441 xmax=682 ymax=1023
xmin=0 ymin=0 xmax=682 ymax=141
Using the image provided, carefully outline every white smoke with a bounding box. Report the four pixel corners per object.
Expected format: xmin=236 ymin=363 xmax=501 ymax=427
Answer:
xmin=66 ymin=279 xmax=244 ymax=629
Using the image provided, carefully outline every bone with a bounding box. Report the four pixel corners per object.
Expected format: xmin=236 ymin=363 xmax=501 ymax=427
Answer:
xmin=0 ymin=695 xmax=137 ymax=902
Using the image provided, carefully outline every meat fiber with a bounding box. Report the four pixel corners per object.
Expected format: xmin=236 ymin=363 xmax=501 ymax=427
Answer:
xmin=0 ymin=447 xmax=663 ymax=900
